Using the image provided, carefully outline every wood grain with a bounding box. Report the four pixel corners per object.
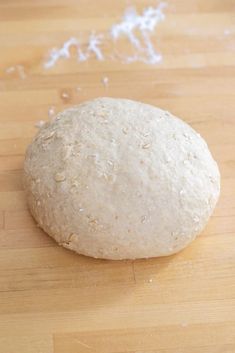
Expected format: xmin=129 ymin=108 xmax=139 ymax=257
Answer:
xmin=0 ymin=0 xmax=235 ymax=352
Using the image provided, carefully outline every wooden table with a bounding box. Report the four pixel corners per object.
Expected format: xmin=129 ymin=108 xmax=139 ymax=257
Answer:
xmin=0 ymin=1 xmax=235 ymax=352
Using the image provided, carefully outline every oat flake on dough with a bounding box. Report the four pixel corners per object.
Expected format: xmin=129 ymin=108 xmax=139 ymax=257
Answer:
xmin=24 ymin=97 xmax=220 ymax=260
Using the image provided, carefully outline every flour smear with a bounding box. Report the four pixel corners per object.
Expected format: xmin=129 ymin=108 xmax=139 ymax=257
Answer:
xmin=44 ymin=2 xmax=166 ymax=68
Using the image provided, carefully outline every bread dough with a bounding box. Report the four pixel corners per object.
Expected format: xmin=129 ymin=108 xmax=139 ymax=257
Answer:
xmin=24 ymin=97 xmax=220 ymax=259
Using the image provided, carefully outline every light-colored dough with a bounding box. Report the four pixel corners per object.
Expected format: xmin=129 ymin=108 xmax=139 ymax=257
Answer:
xmin=24 ymin=97 xmax=220 ymax=259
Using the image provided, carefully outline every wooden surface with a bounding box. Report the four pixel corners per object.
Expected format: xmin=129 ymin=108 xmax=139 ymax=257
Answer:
xmin=0 ymin=1 xmax=235 ymax=352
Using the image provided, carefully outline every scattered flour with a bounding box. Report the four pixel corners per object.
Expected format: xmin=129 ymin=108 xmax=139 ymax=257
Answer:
xmin=44 ymin=33 xmax=104 ymax=68
xmin=77 ymin=32 xmax=104 ymax=62
xmin=44 ymin=37 xmax=79 ymax=69
xmin=35 ymin=120 xmax=46 ymax=128
xmin=5 ymin=64 xmax=26 ymax=79
xmin=48 ymin=106 xmax=56 ymax=118
xmin=111 ymin=2 xmax=166 ymax=64
xmin=101 ymin=76 xmax=109 ymax=87
xmin=5 ymin=66 xmax=16 ymax=74
xmin=61 ymin=91 xmax=70 ymax=99
xmin=86 ymin=33 xmax=104 ymax=61
xmin=44 ymin=2 xmax=166 ymax=68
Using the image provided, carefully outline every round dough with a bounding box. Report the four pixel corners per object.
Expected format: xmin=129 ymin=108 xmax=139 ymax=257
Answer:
xmin=24 ymin=97 xmax=220 ymax=260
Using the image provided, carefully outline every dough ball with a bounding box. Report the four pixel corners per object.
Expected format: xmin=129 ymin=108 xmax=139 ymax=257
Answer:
xmin=24 ymin=97 xmax=220 ymax=260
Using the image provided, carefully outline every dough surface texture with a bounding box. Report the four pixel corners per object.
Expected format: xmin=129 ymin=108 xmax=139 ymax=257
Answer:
xmin=24 ymin=97 xmax=220 ymax=259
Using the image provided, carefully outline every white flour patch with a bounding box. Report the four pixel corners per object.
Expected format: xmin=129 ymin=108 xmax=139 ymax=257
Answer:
xmin=43 ymin=2 xmax=166 ymax=68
